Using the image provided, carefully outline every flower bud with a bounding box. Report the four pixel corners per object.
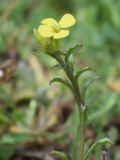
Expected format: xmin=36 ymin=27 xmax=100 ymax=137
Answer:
xmin=34 ymin=29 xmax=60 ymax=54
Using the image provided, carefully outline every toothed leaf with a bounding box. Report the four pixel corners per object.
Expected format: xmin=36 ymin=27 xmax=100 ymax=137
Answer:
xmin=50 ymin=78 xmax=74 ymax=93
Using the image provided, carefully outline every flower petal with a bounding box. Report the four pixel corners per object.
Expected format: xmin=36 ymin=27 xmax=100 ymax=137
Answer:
xmin=41 ymin=18 xmax=58 ymax=27
xmin=53 ymin=30 xmax=69 ymax=39
xmin=34 ymin=29 xmax=46 ymax=47
xmin=59 ymin=14 xmax=76 ymax=28
xmin=38 ymin=25 xmax=54 ymax=38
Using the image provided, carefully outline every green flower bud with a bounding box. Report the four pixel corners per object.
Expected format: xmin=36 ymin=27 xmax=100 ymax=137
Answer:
xmin=34 ymin=29 xmax=60 ymax=54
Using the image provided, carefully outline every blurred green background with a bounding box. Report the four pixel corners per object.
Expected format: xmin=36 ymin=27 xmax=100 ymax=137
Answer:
xmin=0 ymin=0 xmax=120 ymax=160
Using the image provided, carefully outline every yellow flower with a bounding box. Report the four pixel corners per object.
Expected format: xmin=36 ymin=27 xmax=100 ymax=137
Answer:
xmin=34 ymin=29 xmax=57 ymax=53
xmin=38 ymin=14 xmax=76 ymax=39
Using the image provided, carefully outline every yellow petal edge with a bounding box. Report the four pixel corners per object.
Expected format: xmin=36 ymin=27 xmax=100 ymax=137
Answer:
xmin=59 ymin=13 xmax=76 ymax=28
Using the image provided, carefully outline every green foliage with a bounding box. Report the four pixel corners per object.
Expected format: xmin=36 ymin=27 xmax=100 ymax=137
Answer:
xmin=81 ymin=76 xmax=99 ymax=104
xmin=84 ymin=138 xmax=113 ymax=160
xmin=75 ymin=67 xmax=93 ymax=82
xmin=0 ymin=0 xmax=120 ymax=159
xmin=52 ymin=63 xmax=63 ymax=70
xmin=0 ymin=144 xmax=16 ymax=160
xmin=65 ymin=44 xmax=83 ymax=63
xmin=1 ymin=133 xmax=32 ymax=144
xmin=50 ymin=78 xmax=74 ymax=93
xmin=51 ymin=151 xmax=68 ymax=160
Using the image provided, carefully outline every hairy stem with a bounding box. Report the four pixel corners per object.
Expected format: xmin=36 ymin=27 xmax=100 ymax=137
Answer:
xmin=78 ymin=109 xmax=86 ymax=160
xmin=55 ymin=54 xmax=86 ymax=160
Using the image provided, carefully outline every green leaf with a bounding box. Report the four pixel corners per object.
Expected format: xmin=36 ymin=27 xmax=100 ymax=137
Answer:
xmin=75 ymin=67 xmax=94 ymax=81
xmin=51 ymin=151 xmax=68 ymax=160
xmin=1 ymin=133 xmax=33 ymax=144
xmin=51 ymin=64 xmax=63 ymax=70
xmin=65 ymin=44 xmax=83 ymax=63
xmin=55 ymin=50 xmax=66 ymax=56
xmin=81 ymin=77 xmax=99 ymax=103
xmin=0 ymin=113 xmax=10 ymax=124
xmin=84 ymin=138 xmax=114 ymax=160
xmin=0 ymin=144 xmax=16 ymax=160
xmin=50 ymin=78 xmax=74 ymax=93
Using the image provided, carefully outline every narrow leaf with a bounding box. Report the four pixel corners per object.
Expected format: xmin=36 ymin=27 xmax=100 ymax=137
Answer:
xmin=65 ymin=44 xmax=83 ymax=63
xmin=75 ymin=67 xmax=94 ymax=81
xmin=55 ymin=51 xmax=66 ymax=56
xmin=84 ymin=138 xmax=114 ymax=160
xmin=50 ymin=78 xmax=74 ymax=93
xmin=51 ymin=151 xmax=68 ymax=160
xmin=1 ymin=133 xmax=33 ymax=144
xmin=51 ymin=64 xmax=63 ymax=70
xmin=81 ymin=77 xmax=99 ymax=103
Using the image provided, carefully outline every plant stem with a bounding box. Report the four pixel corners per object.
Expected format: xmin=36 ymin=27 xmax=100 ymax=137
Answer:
xmin=54 ymin=55 xmax=82 ymax=108
xmin=78 ymin=109 xmax=86 ymax=160
xmin=55 ymin=55 xmax=86 ymax=160
xmin=66 ymin=71 xmax=86 ymax=160
xmin=65 ymin=62 xmax=86 ymax=160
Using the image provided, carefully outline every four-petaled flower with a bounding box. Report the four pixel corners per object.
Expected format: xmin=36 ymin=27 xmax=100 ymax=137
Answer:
xmin=38 ymin=14 xmax=76 ymax=39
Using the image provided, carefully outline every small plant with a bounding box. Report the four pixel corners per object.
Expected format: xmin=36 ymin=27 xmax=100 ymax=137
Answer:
xmin=34 ymin=13 xmax=113 ymax=160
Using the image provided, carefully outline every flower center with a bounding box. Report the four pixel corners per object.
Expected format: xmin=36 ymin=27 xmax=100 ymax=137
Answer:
xmin=53 ymin=24 xmax=60 ymax=33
